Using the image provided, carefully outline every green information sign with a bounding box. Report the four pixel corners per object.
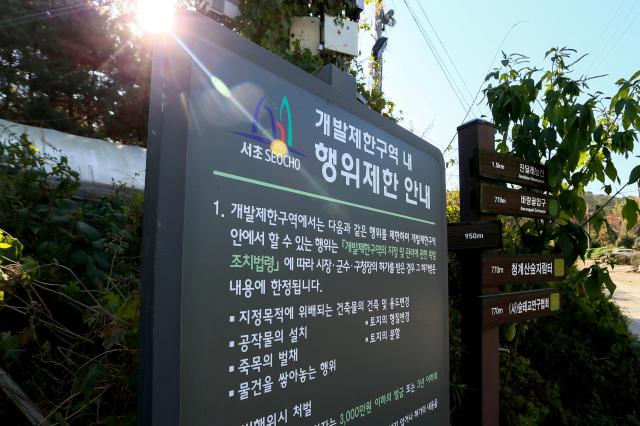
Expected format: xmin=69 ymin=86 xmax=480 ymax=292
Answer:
xmin=141 ymin=11 xmax=449 ymax=426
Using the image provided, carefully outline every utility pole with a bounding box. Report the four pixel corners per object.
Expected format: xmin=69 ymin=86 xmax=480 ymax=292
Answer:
xmin=370 ymin=1 xmax=395 ymax=93
xmin=372 ymin=1 xmax=384 ymax=93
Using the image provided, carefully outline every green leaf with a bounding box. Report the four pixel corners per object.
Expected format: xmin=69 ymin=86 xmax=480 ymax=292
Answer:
xmin=585 ymin=267 xmax=601 ymax=299
xmin=621 ymin=198 xmax=639 ymax=230
xmin=557 ymin=231 xmax=575 ymax=263
xmin=604 ymin=160 xmax=617 ymax=182
xmin=76 ymin=221 xmax=101 ymax=241
xmin=629 ymin=165 xmax=640 ymax=184
xmin=0 ymin=230 xmax=23 ymax=263
xmin=20 ymin=257 xmax=39 ymax=284
xmin=590 ymin=209 xmax=605 ymax=234
xmin=83 ymin=363 xmax=105 ymax=392
xmin=504 ymin=323 xmax=516 ymax=342
xmin=575 ymin=196 xmax=587 ymax=221
xmin=117 ymin=295 xmax=140 ymax=321
xmin=623 ymin=101 xmax=636 ymax=130
xmin=598 ymin=269 xmax=616 ymax=298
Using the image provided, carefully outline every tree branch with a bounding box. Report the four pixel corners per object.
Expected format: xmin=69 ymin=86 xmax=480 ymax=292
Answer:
xmin=0 ymin=365 xmax=52 ymax=426
xmin=581 ymin=183 xmax=629 ymax=226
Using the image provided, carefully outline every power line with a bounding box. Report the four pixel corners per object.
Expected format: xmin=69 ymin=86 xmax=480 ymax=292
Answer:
xmin=442 ymin=21 xmax=526 ymax=156
xmin=401 ymin=0 xmax=472 ymax=114
xmin=584 ymin=0 xmax=626 ymax=72
xmin=415 ymin=2 xmax=482 ymax=118
xmin=403 ymin=0 xmax=471 ymax=112
xmin=590 ymin=2 xmax=640 ymax=74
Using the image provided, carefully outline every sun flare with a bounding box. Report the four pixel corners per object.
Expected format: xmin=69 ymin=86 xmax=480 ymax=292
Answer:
xmin=137 ymin=0 xmax=176 ymax=33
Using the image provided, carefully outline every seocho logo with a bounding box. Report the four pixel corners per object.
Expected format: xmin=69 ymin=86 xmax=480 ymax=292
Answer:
xmin=232 ymin=96 xmax=304 ymax=157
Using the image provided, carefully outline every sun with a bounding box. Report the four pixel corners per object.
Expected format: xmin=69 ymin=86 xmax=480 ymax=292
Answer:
xmin=137 ymin=0 xmax=176 ymax=33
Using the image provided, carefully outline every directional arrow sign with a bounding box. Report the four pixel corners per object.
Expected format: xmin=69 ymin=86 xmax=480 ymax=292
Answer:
xmin=481 ymin=288 xmax=561 ymax=327
xmin=481 ymin=254 xmax=565 ymax=286
xmin=480 ymin=183 xmax=558 ymax=219
xmin=447 ymin=221 xmax=502 ymax=250
xmin=478 ymin=149 xmax=549 ymax=189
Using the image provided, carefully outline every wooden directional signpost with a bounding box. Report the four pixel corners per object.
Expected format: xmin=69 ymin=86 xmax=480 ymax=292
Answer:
xmin=447 ymin=221 xmax=502 ymax=251
xmin=477 ymin=149 xmax=549 ymax=189
xmin=479 ymin=183 xmax=559 ymax=219
xmin=449 ymin=119 xmax=564 ymax=425
xmin=480 ymin=254 xmax=564 ymax=286
xmin=481 ymin=288 xmax=561 ymax=327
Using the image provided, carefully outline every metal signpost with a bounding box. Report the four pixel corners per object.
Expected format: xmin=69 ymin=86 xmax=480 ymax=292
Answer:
xmin=450 ymin=119 xmax=563 ymax=425
xmin=141 ymin=11 xmax=449 ymax=425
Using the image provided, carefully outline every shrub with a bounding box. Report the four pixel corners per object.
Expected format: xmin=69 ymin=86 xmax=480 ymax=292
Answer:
xmin=617 ymin=233 xmax=636 ymax=249
xmin=0 ymin=131 xmax=142 ymax=424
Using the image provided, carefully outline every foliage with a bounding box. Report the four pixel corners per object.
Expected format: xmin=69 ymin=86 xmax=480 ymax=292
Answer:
xmin=0 ymin=131 xmax=142 ymax=424
xmin=617 ymin=233 xmax=637 ymax=249
xmin=478 ymin=48 xmax=640 ymax=425
xmin=499 ymin=278 xmax=640 ymax=425
xmin=445 ymin=191 xmax=465 ymax=424
xmin=484 ymin=48 xmax=640 ymax=299
xmin=235 ymin=0 xmax=400 ymax=119
xmin=0 ymin=1 xmax=399 ymax=143
xmin=0 ymin=0 xmax=151 ymax=145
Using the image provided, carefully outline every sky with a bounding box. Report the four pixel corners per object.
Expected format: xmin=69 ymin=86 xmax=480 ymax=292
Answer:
xmin=359 ymin=0 xmax=640 ymax=195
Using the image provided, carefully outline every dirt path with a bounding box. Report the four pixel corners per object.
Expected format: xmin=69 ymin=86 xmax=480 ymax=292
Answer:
xmin=608 ymin=265 xmax=640 ymax=337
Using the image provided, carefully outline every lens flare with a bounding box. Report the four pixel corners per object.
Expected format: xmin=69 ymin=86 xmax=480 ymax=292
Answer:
xmin=137 ymin=0 xmax=176 ymax=33
xmin=270 ymin=139 xmax=288 ymax=157
xmin=210 ymin=76 xmax=231 ymax=98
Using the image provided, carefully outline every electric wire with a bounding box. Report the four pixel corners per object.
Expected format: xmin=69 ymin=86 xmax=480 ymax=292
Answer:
xmin=442 ymin=21 xmax=527 ymax=156
xmin=590 ymin=2 xmax=640 ymax=75
xmin=401 ymin=0 xmax=472 ymax=114
xmin=584 ymin=0 xmax=626 ymax=72
xmin=415 ymin=2 xmax=482 ymax=118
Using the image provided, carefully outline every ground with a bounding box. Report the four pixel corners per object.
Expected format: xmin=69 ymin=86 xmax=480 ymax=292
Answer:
xmin=609 ymin=264 xmax=640 ymax=337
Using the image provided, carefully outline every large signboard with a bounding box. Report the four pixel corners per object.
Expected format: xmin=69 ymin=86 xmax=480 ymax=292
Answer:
xmin=141 ymin=11 xmax=449 ymax=426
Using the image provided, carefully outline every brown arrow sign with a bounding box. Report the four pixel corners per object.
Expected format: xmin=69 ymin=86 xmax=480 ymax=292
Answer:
xmin=481 ymin=288 xmax=561 ymax=327
xmin=480 ymin=183 xmax=558 ymax=219
xmin=478 ymin=149 xmax=549 ymax=189
xmin=447 ymin=221 xmax=503 ymax=251
xmin=481 ymin=254 xmax=565 ymax=286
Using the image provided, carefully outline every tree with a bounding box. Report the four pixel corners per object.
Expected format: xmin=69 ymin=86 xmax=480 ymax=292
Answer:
xmin=484 ymin=47 xmax=640 ymax=299
xmin=481 ymin=48 xmax=640 ymax=424
xmin=0 ymin=0 xmax=151 ymax=145
xmin=234 ymin=0 xmax=399 ymax=120
xmin=0 ymin=1 xmax=398 ymax=144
